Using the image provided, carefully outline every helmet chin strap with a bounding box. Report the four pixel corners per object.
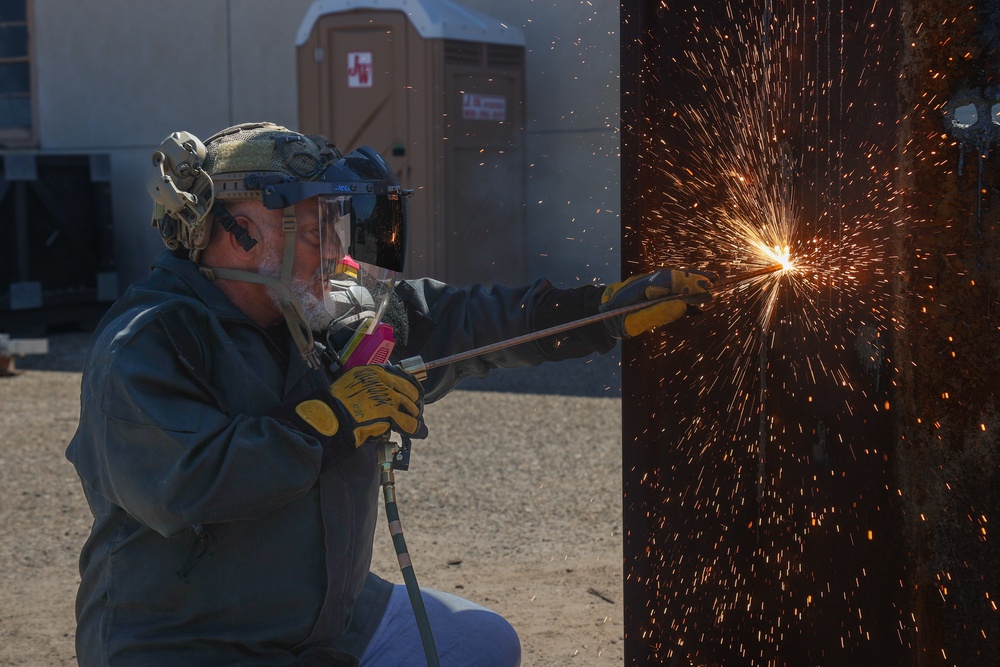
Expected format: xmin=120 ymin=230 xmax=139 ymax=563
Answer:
xmin=200 ymin=207 xmax=323 ymax=370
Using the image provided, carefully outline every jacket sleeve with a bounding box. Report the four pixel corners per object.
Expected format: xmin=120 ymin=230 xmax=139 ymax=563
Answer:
xmin=393 ymin=277 xmax=616 ymax=402
xmin=69 ymin=310 xmax=325 ymax=539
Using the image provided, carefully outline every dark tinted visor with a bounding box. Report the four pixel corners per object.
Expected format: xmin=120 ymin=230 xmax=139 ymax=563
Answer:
xmin=260 ymin=146 xmax=408 ymax=273
xmin=346 ymin=193 xmax=407 ymax=272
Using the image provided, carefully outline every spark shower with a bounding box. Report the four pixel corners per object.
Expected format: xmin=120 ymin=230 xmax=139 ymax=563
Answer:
xmin=620 ymin=0 xmax=906 ymax=664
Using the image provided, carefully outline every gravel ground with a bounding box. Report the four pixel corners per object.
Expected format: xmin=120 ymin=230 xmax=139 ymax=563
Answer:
xmin=0 ymin=332 xmax=624 ymax=665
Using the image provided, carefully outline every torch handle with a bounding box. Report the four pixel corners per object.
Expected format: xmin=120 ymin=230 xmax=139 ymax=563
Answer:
xmin=399 ymin=264 xmax=783 ymax=380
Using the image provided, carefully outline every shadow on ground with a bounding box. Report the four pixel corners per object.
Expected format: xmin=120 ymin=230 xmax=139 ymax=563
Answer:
xmin=457 ymin=350 xmax=621 ymax=397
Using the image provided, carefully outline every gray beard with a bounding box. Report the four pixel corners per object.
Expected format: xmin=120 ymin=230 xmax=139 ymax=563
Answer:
xmin=257 ymin=250 xmax=333 ymax=332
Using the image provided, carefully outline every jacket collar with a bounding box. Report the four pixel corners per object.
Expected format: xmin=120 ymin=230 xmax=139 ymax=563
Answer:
xmin=151 ymin=251 xmax=328 ymax=395
xmin=151 ymin=251 xmax=253 ymax=323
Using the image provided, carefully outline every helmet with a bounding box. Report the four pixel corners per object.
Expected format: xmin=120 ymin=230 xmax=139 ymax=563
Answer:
xmin=147 ymin=122 xmax=411 ymax=368
xmin=149 ymin=122 xmax=342 ymax=257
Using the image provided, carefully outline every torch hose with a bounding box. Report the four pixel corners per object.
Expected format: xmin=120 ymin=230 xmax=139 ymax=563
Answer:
xmin=377 ymin=443 xmax=440 ymax=667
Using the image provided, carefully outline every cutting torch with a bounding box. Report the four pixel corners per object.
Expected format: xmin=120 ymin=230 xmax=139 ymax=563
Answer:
xmin=373 ymin=261 xmax=784 ymax=667
xmin=398 ymin=262 xmax=785 ymax=383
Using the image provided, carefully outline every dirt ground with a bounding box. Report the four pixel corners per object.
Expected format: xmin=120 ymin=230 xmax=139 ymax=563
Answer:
xmin=0 ymin=333 xmax=624 ymax=666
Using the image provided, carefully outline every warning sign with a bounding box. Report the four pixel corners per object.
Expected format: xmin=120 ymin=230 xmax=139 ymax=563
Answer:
xmin=347 ymin=52 xmax=373 ymax=88
xmin=462 ymin=93 xmax=507 ymax=121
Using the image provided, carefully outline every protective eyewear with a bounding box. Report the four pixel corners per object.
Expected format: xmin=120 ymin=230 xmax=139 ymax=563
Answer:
xmin=257 ymin=146 xmax=409 ymax=272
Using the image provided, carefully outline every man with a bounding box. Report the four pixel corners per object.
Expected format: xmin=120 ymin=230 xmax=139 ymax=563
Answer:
xmin=67 ymin=122 xmax=713 ymax=666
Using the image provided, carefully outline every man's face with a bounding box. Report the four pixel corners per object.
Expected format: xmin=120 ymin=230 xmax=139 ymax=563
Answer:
xmin=257 ymin=197 xmax=343 ymax=331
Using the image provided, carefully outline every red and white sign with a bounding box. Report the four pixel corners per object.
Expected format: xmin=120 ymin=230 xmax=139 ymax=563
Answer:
xmin=462 ymin=93 xmax=507 ymax=121
xmin=347 ymin=52 xmax=373 ymax=88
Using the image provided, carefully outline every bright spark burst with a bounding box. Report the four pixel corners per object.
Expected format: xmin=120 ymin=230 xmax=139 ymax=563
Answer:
xmin=627 ymin=0 xmax=898 ymax=663
xmin=756 ymin=243 xmax=792 ymax=273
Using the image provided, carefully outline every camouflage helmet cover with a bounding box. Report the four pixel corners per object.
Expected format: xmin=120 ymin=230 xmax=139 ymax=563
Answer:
xmin=202 ymin=122 xmax=343 ymax=196
xmin=148 ymin=121 xmax=342 ymax=256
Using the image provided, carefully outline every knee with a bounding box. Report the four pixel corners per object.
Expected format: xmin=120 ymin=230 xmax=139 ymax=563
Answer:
xmin=445 ymin=607 xmax=521 ymax=667
xmin=420 ymin=589 xmax=522 ymax=667
xmin=487 ymin=613 xmax=521 ymax=667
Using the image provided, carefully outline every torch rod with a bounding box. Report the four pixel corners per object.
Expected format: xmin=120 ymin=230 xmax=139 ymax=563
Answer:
xmin=399 ymin=263 xmax=783 ymax=379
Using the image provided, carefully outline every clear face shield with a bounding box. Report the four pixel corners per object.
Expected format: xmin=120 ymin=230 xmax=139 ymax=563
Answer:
xmin=253 ymin=145 xmax=410 ymax=365
xmin=318 ymin=195 xmax=398 ymax=337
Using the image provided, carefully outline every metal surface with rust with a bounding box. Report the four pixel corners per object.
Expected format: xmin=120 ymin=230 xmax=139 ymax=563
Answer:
xmin=621 ymin=0 xmax=908 ymax=664
xmin=895 ymin=1 xmax=1000 ymax=664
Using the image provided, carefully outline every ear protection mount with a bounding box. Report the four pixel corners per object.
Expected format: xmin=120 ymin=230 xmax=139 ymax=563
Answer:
xmin=148 ymin=132 xmax=217 ymax=259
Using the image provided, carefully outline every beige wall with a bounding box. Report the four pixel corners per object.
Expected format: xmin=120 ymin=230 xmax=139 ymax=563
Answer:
xmin=31 ymin=0 xmax=312 ymax=287
xmin=27 ymin=0 xmax=618 ymax=289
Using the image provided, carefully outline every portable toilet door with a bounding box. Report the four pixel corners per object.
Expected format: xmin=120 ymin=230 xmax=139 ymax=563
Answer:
xmin=297 ymin=9 xmax=417 ymax=261
xmin=296 ymin=0 xmax=527 ymax=286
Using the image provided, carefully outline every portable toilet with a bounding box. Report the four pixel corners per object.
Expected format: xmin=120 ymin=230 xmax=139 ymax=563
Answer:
xmin=296 ymin=0 xmax=527 ymax=285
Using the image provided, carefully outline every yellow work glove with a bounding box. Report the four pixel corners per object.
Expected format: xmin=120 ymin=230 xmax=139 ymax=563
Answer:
xmin=274 ymin=365 xmax=426 ymax=464
xmin=600 ymin=269 xmax=715 ymax=338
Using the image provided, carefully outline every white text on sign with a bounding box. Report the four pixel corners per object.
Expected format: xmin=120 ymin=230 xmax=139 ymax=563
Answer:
xmin=462 ymin=93 xmax=507 ymax=121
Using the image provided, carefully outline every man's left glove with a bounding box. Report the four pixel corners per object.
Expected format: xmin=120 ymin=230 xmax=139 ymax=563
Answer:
xmin=600 ymin=269 xmax=715 ymax=338
xmin=273 ymin=365 xmax=427 ymax=463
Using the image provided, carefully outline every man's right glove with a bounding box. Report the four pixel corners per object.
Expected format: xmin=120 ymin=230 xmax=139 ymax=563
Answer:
xmin=274 ymin=365 xmax=426 ymax=462
xmin=600 ymin=269 xmax=715 ymax=338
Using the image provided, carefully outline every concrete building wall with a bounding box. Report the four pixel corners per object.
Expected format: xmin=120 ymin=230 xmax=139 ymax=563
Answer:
xmin=31 ymin=0 xmax=312 ymax=288
xmin=25 ymin=0 xmax=618 ymax=291
xmin=458 ymin=0 xmax=621 ymax=287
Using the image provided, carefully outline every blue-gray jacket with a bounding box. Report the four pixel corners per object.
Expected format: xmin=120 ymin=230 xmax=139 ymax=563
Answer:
xmin=67 ymin=250 xmax=613 ymax=666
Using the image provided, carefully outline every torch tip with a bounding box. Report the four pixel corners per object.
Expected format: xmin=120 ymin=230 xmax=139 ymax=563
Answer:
xmin=715 ymin=263 xmax=786 ymax=288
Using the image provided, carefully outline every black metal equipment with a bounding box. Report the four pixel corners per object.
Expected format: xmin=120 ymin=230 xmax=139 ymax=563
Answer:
xmin=0 ymin=153 xmax=117 ymax=333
